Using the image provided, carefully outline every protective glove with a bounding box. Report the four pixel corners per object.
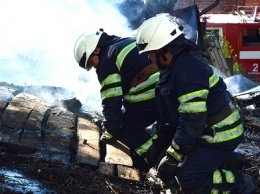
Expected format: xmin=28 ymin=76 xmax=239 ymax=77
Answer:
xmin=100 ymin=125 xmax=123 ymax=144
xmin=157 ymin=156 xmax=178 ymax=182
xmin=101 ymin=123 xmax=123 ymax=138
xmin=146 ymin=142 xmax=167 ymax=167
xmin=157 ymin=145 xmax=183 ymax=182
xmin=100 ymin=130 xmax=117 ymax=144
xmin=166 ymin=145 xmax=183 ymax=162
xmin=146 ymin=123 xmax=176 ymax=166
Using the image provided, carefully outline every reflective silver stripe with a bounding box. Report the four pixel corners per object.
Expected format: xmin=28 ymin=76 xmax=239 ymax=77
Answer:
xmin=178 ymin=101 xmax=207 ymax=113
xmin=124 ymin=88 xmax=155 ymax=102
xmin=201 ymin=110 xmax=244 ymax=143
xmin=209 ymin=72 xmax=220 ymax=88
xmin=101 ymin=87 xmax=123 ymax=100
xmin=129 ymin=72 xmax=159 ymax=94
xmin=135 ymin=134 xmax=158 ymax=156
xmin=116 ymin=41 xmax=136 ymax=70
xmin=178 ymin=89 xmax=209 ymax=103
xmin=101 ymin=73 xmax=121 ymax=87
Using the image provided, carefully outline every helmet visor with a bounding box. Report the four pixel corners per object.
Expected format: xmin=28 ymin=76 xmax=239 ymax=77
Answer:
xmin=79 ymin=53 xmax=86 ymax=69
xmin=136 ymin=43 xmax=148 ymax=53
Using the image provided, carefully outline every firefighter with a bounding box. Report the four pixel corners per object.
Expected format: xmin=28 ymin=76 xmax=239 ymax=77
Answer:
xmin=135 ymin=14 xmax=257 ymax=193
xmin=73 ymin=29 xmax=161 ymax=171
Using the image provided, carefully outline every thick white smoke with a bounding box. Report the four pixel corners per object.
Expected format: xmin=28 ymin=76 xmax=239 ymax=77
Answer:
xmin=0 ymin=0 xmax=131 ymax=113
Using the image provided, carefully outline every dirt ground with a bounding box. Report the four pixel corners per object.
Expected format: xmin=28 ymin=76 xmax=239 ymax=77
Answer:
xmin=0 ymin=125 xmax=259 ymax=194
xmin=0 ymin=83 xmax=259 ymax=193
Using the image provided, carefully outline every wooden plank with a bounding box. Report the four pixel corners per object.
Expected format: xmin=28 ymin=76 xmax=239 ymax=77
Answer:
xmin=1 ymin=93 xmax=38 ymax=129
xmin=98 ymin=161 xmax=115 ymax=175
xmin=0 ymin=93 xmax=45 ymax=152
xmin=47 ymin=107 xmax=76 ymax=130
xmin=105 ymin=142 xmax=133 ymax=166
xmin=0 ymin=86 xmax=18 ymax=118
xmin=76 ymin=118 xmax=100 ymax=167
xmin=24 ymin=99 xmax=52 ymax=131
xmin=34 ymin=107 xmax=76 ymax=164
xmin=13 ymin=97 xmax=52 ymax=153
xmin=117 ymin=165 xmax=140 ymax=181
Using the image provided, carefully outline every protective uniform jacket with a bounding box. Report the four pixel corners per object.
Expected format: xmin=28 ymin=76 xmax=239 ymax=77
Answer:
xmin=96 ymin=34 xmax=160 ymax=140
xmin=156 ymin=50 xmax=244 ymax=151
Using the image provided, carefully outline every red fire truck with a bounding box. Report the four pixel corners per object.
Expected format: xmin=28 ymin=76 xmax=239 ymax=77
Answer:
xmin=203 ymin=6 xmax=260 ymax=81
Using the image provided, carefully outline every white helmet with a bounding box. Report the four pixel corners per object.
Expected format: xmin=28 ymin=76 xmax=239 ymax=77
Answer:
xmin=136 ymin=14 xmax=183 ymax=54
xmin=74 ymin=29 xmax=103 ymax=71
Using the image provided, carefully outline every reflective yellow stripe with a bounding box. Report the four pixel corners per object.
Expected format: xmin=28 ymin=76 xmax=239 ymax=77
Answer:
xmin=201 ymin=110 xmax=244 ymax=143
xmin=177 ymin=73 xmax=219 ymax=113
xmin=213 ymin=110 xmax=241 ymax=128
xmin=209 ymin=72 xmax=220 ymax=88
xmin=178 ymin=89 xmax=208 ymax=113
xmin=201 ymin=124 xmax=243 ymax=143
xmin=166 ymin=146 xmax=183 ymax=162
xmin=213 ymin=169 xmax=222 ymax=184
xmin=135 ymin=134 xmax=158 ymax=157
xmin=222 ymin=170 xmax=235 ymax=183
xmin=178 ymin=89 xmax=209 ymax=103
xmin=101 ymin=73 xmax=121 ymax=87
xmin=125 ymin=72 xmax=159 ymax=103
xmin=101 ymin=87 xmax=123 ymax=100
xmin=212 ymin=169 xmax=234 ymax=193
xmin=211 ymin=189 xmax=219 ymax=194
xmin=223 ymin=191 xmax=231 ymax=194
xmin=124 ymin=88 xmax=155 ymax=102
xmin=129 ymin=72 xmax=159 ymax=94
xmin=116 ymin=41 xmax=136 ymax=70
xmin=178 ymin=101 xmax=207 ymax=113
xmin=211 ymin=189 xmax=230 ymax=194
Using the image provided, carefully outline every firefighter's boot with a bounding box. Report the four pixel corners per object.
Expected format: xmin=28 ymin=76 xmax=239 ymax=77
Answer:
xmin=100 ymin=131 xmax=117 ymax=144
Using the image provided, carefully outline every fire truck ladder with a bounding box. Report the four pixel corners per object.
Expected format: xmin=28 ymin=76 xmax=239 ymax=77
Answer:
xmin=205 ymin=35 xmax=232 ymax=77
xmin=235 ymin=6 xmax=260 ymax=22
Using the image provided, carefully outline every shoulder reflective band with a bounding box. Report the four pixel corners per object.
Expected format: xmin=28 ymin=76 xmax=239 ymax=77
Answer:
xmin=209 ymin=72 xmax=220 ymax=88
xmin=116 ymin=41 xmax=136 ymax=71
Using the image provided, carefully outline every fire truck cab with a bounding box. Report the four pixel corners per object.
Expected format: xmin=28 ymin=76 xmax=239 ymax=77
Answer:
xmin=203 ymin=6 xmax=260 ymax=81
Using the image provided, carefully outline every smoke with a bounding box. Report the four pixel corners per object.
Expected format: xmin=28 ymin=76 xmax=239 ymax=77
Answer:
xmin=0 ymin=0 xmax=132 ymax=113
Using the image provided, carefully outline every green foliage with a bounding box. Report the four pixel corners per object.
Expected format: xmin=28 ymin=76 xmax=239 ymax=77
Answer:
xmin=220 ymin=37 xmax=244 ymax=75
xmin=221 ymin=37 xmax=233 ymax=58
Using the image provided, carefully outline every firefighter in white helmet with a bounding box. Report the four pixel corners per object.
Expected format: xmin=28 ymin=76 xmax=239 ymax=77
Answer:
xmin=136 ymin=14 xmax=256 ymax=193
xmin=74 ymin=29 xmax=173 ymax=172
